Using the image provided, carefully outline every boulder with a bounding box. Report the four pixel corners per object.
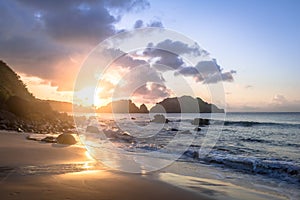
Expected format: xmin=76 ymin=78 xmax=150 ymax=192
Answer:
xmin=194 ymin=127 xmax=201 ymax=131
xmin=184 ymin=150 xmax=199 ymax=159
xmin=151 ymin=114 xmax=169 ymax=123
xmin=26 ymin=135 xmax=39 ymax=141
xmin=86 ymin=125 xmax=100 ymax=133
xmin=191 ymin=118 xmax=209 ymax=126
xmin=41 ymin=136 xmax=57 ymax=143
xmin=57 ymin=133 xmax=76 ymax=145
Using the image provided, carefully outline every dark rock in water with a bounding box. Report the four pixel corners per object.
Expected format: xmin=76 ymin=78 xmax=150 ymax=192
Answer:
xmin=41 ymin=136 xmax=57 ymax=143
xmin=0 ymin=123 xmax=8 ymax=130
xmin=192 ymin=151 xmax=199 ymax=159
xmin=191 ymin=118 xmax=210 ymax=126
xmin=184 ymin=150 xmax=199 ymax=159
xmin=180 ymin=130 xmax=191 ymax=134
xmin=86 ymin=126 xmax=100 ymax=133
xmin=151 ymin=114 xmax=169 ymax=123
xmin=26 ymin=135 xmax=39 ymax=141
xmin=122 ymin=132 xmax=131 ymax=136
xmin=131 ymin=117 xmax=136 ymax=120
xmin=194 ymin=127 xmax=201 ymax=131
xmin=57 ymin=133 xmax=76 ymax=145
xmin=170 ymin=128 xmax=179 ymax=131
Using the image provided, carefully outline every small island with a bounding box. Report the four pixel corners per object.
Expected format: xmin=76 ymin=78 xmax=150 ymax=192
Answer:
xmin=95 ymin=96 xmax=224 ymax=113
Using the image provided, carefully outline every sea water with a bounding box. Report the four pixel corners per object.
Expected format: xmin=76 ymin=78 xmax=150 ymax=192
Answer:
xmin=76 ymin=112 xmax=300 ymax=199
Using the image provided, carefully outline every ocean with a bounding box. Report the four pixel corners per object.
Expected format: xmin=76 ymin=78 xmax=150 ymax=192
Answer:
xmin=76 ymin=112 xmax=300 ymax=199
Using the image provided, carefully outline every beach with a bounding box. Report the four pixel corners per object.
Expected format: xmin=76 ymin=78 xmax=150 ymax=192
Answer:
xmin=0 ymin=130 xmax=293 ymax=200
xmin=0 ymin=131 xmax=208 ymax=200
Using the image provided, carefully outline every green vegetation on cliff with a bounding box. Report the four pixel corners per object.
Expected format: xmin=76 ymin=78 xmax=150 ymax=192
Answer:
xmin=0 ymin=60 xmax=34 ymax=103
xmin=0 ymin=60 xmax=74 ymax=133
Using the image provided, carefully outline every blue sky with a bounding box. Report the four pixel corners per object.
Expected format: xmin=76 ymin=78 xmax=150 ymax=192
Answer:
xmin=1 ymin=0 xmax=299 ymax=111
xmin=117 ymin=0 xmax=300 ymax=111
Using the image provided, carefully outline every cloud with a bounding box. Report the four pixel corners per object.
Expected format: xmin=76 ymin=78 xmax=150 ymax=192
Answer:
xmin=0 ymin=0 xmax=150 ymax=91
xmin=145 ymin=39 xmax=203 ymax=56
xmin=104 ymin=0 xmax=150 ymax=12
xmin=203 ymin=70 xmax=236 ymax=84
xmin=16 ymin=0 xmax=149 ymax=44
xmin=175 ymin=59 xmax=236 ymax=83
xmin=272 ymin=94 xmax=288 ymax=104
xmin=112 ymin=51 xmax=147 ymax=68
xmin=152 ymin=51 xmax=185 ymax=71
xmin=175 ymin=66 xmax=199 ymax=76
xmin=1 ymin=0 xmax=236 ymax=99
xmin=143 ymin=39 xmax=206 ymax=71
xmin=98 ymin=79 xmax=115 ymax=99
xmin=133 ymin=83 xmax=172 ymax=102
xmin=134 ymin=19 xmax=144 ymax=28
xmin=133 ymin=19 xmax=164 ymax=29
xmin=266 ymin=95 xmax=300 ymax=111
xmin=143 ymin=40 xmax=236 ymax=84
xmin=112 ymin=64 xmax=165 ymax=99
xmin=147 ymin=21 xmax=164 ymax=28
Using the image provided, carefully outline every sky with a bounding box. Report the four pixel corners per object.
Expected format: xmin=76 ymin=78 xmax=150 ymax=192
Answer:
xmin=0 ymin=0 xmax=300 ymax=112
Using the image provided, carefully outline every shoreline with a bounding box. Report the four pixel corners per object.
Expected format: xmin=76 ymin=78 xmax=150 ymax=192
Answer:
xmin=0 ymin=131 xmax=293 ymax=200
xmin=0 ymin=131 xmax=208 ymax=200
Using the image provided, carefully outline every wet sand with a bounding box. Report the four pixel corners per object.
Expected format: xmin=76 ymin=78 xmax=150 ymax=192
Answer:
xmin=0 ymin=131 xmax=289 ymax=200
xmin=0 ymin=131 xmax=209 ymax=200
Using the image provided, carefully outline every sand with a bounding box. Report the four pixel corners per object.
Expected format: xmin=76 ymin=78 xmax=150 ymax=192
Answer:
xmin=0 ymin=131 xmax=289 ymax=200
xmin=0 ymin=131 xmax=210 ymax=200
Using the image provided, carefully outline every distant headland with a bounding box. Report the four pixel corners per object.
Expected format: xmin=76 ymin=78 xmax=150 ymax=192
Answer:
xmin=96 ymin=96 xmax=224 ymax=113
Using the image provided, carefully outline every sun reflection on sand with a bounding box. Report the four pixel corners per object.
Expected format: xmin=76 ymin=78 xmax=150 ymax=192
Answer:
xmin=85 ymin=151 xmax=94 ymax=161
xmin=69 ymin=151 xmax=101 ymax=174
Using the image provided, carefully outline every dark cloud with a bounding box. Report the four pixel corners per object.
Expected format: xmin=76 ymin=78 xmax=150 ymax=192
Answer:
xmin=134 ymin=83 xmax=172 ymax=101
xmin=113 ymin=64 xmax=165 ymax=99
xmin=175 ymin=67 xmax=200 ymax=76
xmin=143 ymin=39 xmax=203 ymax=71
xmin=134 ymin=19 xmax=144 ymax=28
xmin=133 ymin=19 xmax=164 ymax=29
xmin=150 ymin=50 xmax=184 ymax=71
xmin=0 ymin=36 xmax=60 ymax=70
xmin=144 ymin=41 xmax=236 ymax=84
xmin=147 ymin=21 xmax=164 ymax=28
xmin=195 ymin=59 xmax=221 ymax=74
xmin=143 ymin=39 xmax=236 ymax=83
xmin=146 ymin=39 xmax=203 ymax=56
xmin=104 ymin=0 xmax=150 ymax=12
xmin=108 ymin=39 xmax=236 ymax=84
xmin=17 ymin=0 xmax=150 ymax=13
xmin=175 ymin=59 xmax=236 ymax=84
xmin=1 ymin=0 xmax=236 ymax=94
xmin=112 ymin=52 xmax=147 ymax=68
xmin=203 ymin=71 xmax=235 ymax=84
xmin=0 ymin=0 xmax=150 ymax=91
xmin=16 ymin=0 xmax=149 ymax=44
xmin=44 ymin=6 xmax=117 ymax=44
